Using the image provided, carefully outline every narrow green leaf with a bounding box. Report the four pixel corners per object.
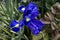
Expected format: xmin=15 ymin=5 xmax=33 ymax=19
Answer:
xmin=5 ymin=0 xmax=12 ymax=19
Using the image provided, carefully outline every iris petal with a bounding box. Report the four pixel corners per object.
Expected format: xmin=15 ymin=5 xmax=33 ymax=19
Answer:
xmin=26 ymin=19 xmax=44 ymax=35
xmin=31 ymin=29 xmax=40 ymax=35
xmin=31 ymin=7 xmax=39 ymax=17
xmin=19 ymin=20 xmax=24 ymax=27
xmin=10 ymin=20 xmax=24 ymax=32
xmin=32 ymin=19 xmax=44 ymax=30
xmin=10 ymin=20 xmax=18 ymax=28
xmin=18 ymin=5 xmax=25 ymax=13
xmin=11 ymin=27 xmax=20 ymax=32
xmin=24 ymin=2 xmax=39 ymax=17
xmin=27 ymin=21 xmax=41 ymax=35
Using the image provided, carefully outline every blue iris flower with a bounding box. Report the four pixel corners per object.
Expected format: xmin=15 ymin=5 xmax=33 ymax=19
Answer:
xmin=10 ymin=2 xmax=44 ymax=35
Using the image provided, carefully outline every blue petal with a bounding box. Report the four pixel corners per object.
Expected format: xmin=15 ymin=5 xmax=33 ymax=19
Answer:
xmin=24 ymin=2 xmax=39 ymax=17
xmin=10 ymin=20 xmax=24 ymax=32
xmin=18 ymin=5 xmax=25 ymax=13
xmin=10 ymin=20 xmax=18 ymax=28
xmin=26 ymin=19 xmax=44 ymax=35
xmin=32 ymin=19 xmax=44 ymax=30
xmin=26 ymin=22 xmax=40 ymax=35
xmin=11 ymin=27 xmax=20 ymax=32
xmin=19 ymin=20 xmax=24 ymax=27
xmin=31 ymin=7 xmax=39 ymax=17
xmin=31 ymin=29 xmax=41 ymax=35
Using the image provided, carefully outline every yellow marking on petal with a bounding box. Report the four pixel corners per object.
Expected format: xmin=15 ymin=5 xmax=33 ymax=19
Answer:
xmin=26 ymin=18 xmax=30 ymax=22
xmin=22 ymin=8 xmax=25 ymax=11
xmin=14 ymin=24 xmax=19 ymax=28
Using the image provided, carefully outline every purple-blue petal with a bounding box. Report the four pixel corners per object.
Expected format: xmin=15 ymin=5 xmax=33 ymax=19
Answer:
xmin=31 ymin=29 xmax=40 ymax=35
xmin=32 ymin=19 xmax=44 ymax=30
xmin=10 ymin=20 xmax=18 ymax=28
xmin=10 ymin=20 xmax=24 ymax=32
xmin=18 ymin=5 xmax=25 ymax=13
xmin=31 ymin=7 xmax=39 ymax=17
xmin=11 ymin=27 xmax=20 ymax=32
xmin=26 ymin=19 xmax=44 ymax=35
xmin=19 ymin=20 xmax=24 ymax=27
xmin=24 ymin=2 xmax=39 ymax=17
xmin=26 ymin=21 xmax=42 ymax=35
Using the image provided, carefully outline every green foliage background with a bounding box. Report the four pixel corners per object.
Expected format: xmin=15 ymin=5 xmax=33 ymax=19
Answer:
xmin=0 ymin=0 xmax=60 ymax=40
